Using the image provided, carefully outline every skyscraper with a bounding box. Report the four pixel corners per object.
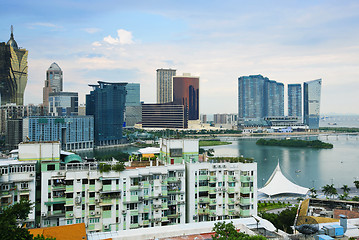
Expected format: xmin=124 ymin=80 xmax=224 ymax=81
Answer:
xmin=288 ymin=84 xmax=302 ymax=118
xmin=238 ymin=75 xmax=284 ymax=119
xmin=124 ymin=83 xmax=142 ymax=127
xmin=173 ymin=73 xmax=199 ymax=120
xmin=303 ymin=79 xmax=322 ymax=129
xmin=156 ymin=68 xmax=176 ymax=103
xmin=86 ymin=81 xmax=127 ymax=146
xmin=0 ymin=26 xmax=28 ymax=105
xmin=43 ymin=62 xmax=63 ymax=109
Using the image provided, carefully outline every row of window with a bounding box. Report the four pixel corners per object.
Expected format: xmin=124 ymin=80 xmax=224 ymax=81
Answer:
xmin=0 ymin=165 xmax=35 ymax=174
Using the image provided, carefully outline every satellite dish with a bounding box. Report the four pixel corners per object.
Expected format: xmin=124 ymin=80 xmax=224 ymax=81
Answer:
xmin=295 ymin=216 xmax=319 ymax=235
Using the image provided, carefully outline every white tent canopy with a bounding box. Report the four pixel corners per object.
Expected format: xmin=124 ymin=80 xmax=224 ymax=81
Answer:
xmin=259 ymin=162 xmax=309 ymax=196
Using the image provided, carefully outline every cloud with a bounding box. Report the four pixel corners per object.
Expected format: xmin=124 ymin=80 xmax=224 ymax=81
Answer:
xmin=27 ymin=22 xmax=62 ymax=29
xmin=103 ymin=29 xmax=134 ymax=45
xmin=83 ymin=28 xmax=101 ymax=34
xmin=92 ymin=41 xmax=102 ymax=47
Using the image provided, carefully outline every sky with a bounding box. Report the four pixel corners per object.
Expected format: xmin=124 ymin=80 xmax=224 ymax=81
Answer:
xmin=1 ymin=0 xmax=359 ymax=115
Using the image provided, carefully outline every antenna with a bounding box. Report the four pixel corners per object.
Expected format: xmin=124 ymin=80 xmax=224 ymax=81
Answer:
xmin=11 ymin=25 xmax=14 ymax=36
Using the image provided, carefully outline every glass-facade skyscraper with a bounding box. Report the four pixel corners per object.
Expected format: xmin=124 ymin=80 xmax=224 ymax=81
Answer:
xmin=288 ymin=84 xmax=302 ymax=118
xmin=86 ymin=81 xmax=127 ymax=146
xmin=43 ymin=62 xmax=63 ymax=109
xmin=238 ymin=75 xmax=284 ymax=119
xmin=173 ymin=74 xmax=199 ymax=120
xmin=0 ymin=26 xmax=28 ymax=105
xmin=124 ymin=83 xmax=142 ymax=127
xmin=303 ymin=79 xmax=322 ymax=129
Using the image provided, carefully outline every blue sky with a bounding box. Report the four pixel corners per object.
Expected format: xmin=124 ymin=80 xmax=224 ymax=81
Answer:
xmin=1 ymin=0 xmax=359 ymax=114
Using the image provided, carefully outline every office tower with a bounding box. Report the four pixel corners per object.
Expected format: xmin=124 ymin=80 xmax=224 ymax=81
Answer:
xmin=86 ymin=81 xmax=127 ymax=146
xmin=200 ymin=114 xmax=207 ymax=124
xmin=43 ymin=62 xmax=63 ymax=109
xmin=0 ymin=26 xmax=28 ymax=105
xmin=288 ymin=84 xmax=302 ymax=117
xmin=48 ymin=92 xmax=78 ymax=116
xmin=142 ymin=103 xmax=188 ymax=129
xmin=173 ymin=73 xmax=199 ymax=120
xmin=264 ymin=80 xmax=284 ymax=117
xmin=238 ymin=75 xmax=284 ymax=119
xmin=22 ymin=116 xmax=94 ymax=150
xmin=157 ymin=68 xmax=176 ymax=103
xmin=303 ymin=79 xmax=322 ymax=129
xmin=124 ymin=83 xmax=142 ymax=127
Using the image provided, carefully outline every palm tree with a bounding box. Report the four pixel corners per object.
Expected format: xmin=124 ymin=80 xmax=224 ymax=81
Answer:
xmin=354 ymin=180 xmax=359 ymax=190
xmin=341 ymin=185 xmax=350 ymax=194
xmin=322 ymin=184 xmax=337 ymax=199
xmin=309 ymin=187 xmax=317 ymax=198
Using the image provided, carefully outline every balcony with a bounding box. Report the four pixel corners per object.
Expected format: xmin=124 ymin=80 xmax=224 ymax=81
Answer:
xmin=198 ymin=175 xmax=209 ymax=181
xmin=240 ymin=187 xmax=251 ymax=194
xmin=209 ymin=199 xmax=216 ymax=205
xmin=65 ymin=211 xmax=74 ymax=218
xmin=103 ymin=210 xmax=111 ymax=218
xmin=65 ymin=186 xmax=73 ymax=192
xmin=240 ymin=209 xmax=251 ymax=217
xmin=209 ymin=176 xmax=217 ymax=182
xmin=228 ymin=176 xmax=236 ymax=182
xmin=198 ymin=186 xmax=209 ymax=192
xmin=52 ymin=185 xmax=65 ymax=190
xmin=199 ymin=197 xmax=210 ymax=203
xmin=100 ymin=198 xmax=112 ymax=205
xmin=228 ymin=198 xmax=235 ymax=204
xmin=240 ymin=197 xmax=251 ymax=205
xmin=141 ymin=220 xmax=150 ymax=225
xmin=227 ymin=187 xmax=236 ymax=193
xmin=65 ymin=199 xmax=73 ymax=205
xmin=168 ymin=213 xmax=180 ymax=218
xmin=45 ymin=198 xmax=66 ymax=205
xmin=240 ymin=175 xmax=253 ymax=182
xmin=102 ymin=185 xmax=112 ymax=192
xmin=48 ymin=210 xmax=65 ymax=217
xmin=210 ymin=209 xmax=217 ymax=215
xmin=89 ymin=185 xmax=95 ymax=191
xmin=88 ymin=197 xmax=95 ymax=205
xmin=198 ymin=208 xmax=209 ymax=215
xmin=167 ymin=177 xmax=179 ymax=182
xmin=130 ymin=185 xmax=140 ymax=191
xmin=130 ymin=223 xmax=139 ymax=229
xmin=161 ymin=216 xmax=169 ymax=222
xmin=130 ymin=209 xmax=139 ymax=216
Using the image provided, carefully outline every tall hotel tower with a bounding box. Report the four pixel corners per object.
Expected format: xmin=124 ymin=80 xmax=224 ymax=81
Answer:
xmin=86 ymin=81 xmax=127 ymax=146
xmin=288 ymin=84 xmax=302 ymax=118
xmin=0 ymin=26 xmax=28 ymax=105
xmin=238 ymin=75 xmax=284 ymax=119
xmin=43 ymin=62 xmax=63 ymax=108
xmin=303 ymin=79 xmax=322 ymax=129
xmin=173 ymin=73 xmax=199 ymax=120
xmin=156 ymin=68 xmax=176 ymax=103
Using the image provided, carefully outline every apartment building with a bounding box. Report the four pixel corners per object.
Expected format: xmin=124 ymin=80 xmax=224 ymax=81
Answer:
xmin=0 ymin=158 xmax=36 ymax=228
xmin=186 ymin=160 xmax=257 ymax=223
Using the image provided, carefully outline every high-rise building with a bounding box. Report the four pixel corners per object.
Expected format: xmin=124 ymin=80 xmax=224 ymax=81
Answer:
xmin=288 ymin=84 xmax=302 ymax=118
xmin=43 ymin=62 xmax=63 ymax=109
xmin=124 ymin=83 xmax=142 ymax=127
xmin=238 ymin=75 xmax=284 ymax=119
xmin=303 ymin=79 xmax=322 ymax=129
xmin=156 ymin=68 xmax=176 ymax=104
xmin=173 ymin=73 xmax=199 ymax=120
xmin=22 ymin=116 xmax=94 ymax=150
xmin=142 ymin=103 xmax=188 ymax=129
xmin=86 ymin=81 xmax=127 ymax=146
xmin=0 ymin=26 xmax=28 ymax=105
xmin=48 ymin=92 xmax=78 ymax=116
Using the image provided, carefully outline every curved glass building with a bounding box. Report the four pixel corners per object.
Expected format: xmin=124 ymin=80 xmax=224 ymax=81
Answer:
xmin=0 ymin=26 xmax=28 ymax=105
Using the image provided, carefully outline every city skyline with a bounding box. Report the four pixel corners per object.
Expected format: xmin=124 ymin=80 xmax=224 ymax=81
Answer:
xmin=1 ymin=1 xmax=359 ymax=114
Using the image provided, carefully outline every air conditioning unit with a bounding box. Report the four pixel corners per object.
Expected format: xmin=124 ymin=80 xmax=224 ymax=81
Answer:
xmin=158 ymin=193 xmax=162 ymax=196
xmin=95 ymin=199 xmax=99 ymax=203
xmin=41 ymin=213 xmax=47 ymax=217
xmin=233 ymin=177 xmax=236 ymax=180
xmin=122 ymin=210 xmax=126 ymax=214
xmin=96 ymin=211 xmax=101 ymax=215
xmin=30 ymin=173 xmax=34 ymax=177
xmin=104 ymin=225 xmax=110 ymax=230
xmin=213 ymin=165 xmax=216 ymax=168
xmin=69 ymin=213 xmax=74 ymax=217
xmin=90 ymin=211 xmax=95 ymax=215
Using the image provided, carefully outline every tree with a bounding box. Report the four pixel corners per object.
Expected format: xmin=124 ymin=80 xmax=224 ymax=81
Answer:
xmin=309 ymin=187 xmax=317 ymax=198
xmin=322 ymin=184 xmax=337 ymax=199
xmin=0 ymin=201 xmax=55 ymax=240
xmin=341 ymin=185 xmax=350 ymax=194
xmin=354 ymin=181 xmax=359 ymax=190
xmin=211 ymin=221 xmax=266 ymax=240
xmin=260 ymin=207 xmax=298 ymax=234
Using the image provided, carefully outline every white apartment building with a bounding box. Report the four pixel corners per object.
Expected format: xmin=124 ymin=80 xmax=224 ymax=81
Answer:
xmin=0 ymin=158 xmax=36 ymax=228
xmin=186 ymin=160 xmax=257 ymax=223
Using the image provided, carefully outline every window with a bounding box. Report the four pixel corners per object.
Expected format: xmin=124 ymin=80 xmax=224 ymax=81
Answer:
xmin=89 ymin=179 xmax=95 ymax=185
xmin=103 ymin=206 xmax=111 ymax=211
xmin=89 ymin=205 xmax=95 ymax=211
xmin=82 ymin=179 xmax=88 ymax=184
xmin=47 ymin=164 xmax=55 ymax=171
xmin=131 ymin=215 xmax=138 ymax=224
xmin=89 ymin=192 xmax=95 ymax=198
xmin=67 ymin=219 xmax=73 ymax=225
